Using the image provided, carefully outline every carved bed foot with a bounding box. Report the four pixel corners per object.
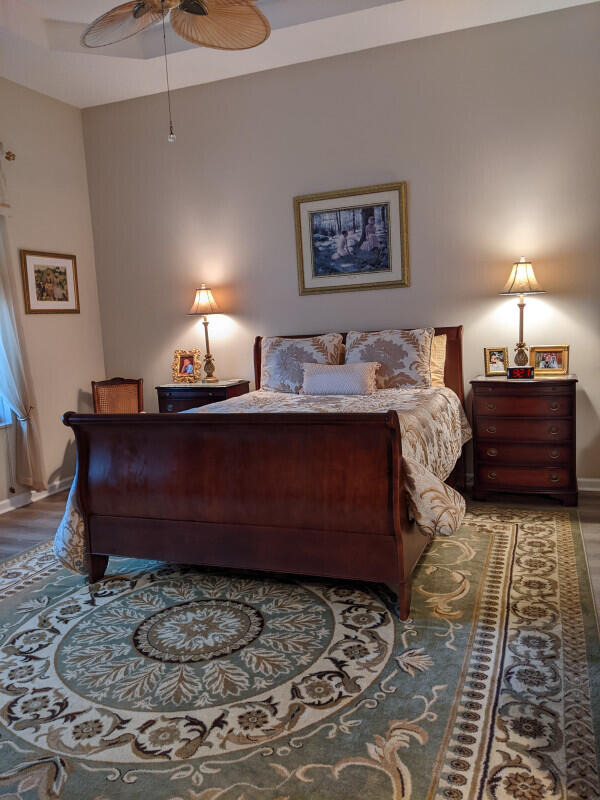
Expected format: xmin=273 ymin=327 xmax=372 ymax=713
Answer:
xmin=397 ymin=581 xmax=412 ymax=621
xmin=87 ymin=554 xmax=108 ymax=584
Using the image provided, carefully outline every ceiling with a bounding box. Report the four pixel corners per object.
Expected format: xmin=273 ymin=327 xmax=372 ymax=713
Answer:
xmin=0 ymin=0 xmax=595 ymax=108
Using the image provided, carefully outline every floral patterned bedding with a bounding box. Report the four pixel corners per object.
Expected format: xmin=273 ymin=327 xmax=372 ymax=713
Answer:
xmin=54 ymin=387 xmax=471 ymax=574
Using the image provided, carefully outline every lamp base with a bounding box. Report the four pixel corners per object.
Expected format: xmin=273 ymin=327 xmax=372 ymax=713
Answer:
xmin=203 ymin=353 xmax=218 ymax=383
xmin=514 ymin=343 xmax=529 ymax=367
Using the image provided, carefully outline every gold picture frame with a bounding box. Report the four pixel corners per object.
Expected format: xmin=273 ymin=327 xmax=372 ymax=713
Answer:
xmin=20 ymin=249 xmax=80 ymax=314
xmin=529 ymin=345 xmax=569 ymax=376
xmin=294 ymin=182 xmax=409 ymax=295
xmin=172 ymin=349 xmax=202 ymax=383
xmin=484 ymin=346 xmax=509 ymax=376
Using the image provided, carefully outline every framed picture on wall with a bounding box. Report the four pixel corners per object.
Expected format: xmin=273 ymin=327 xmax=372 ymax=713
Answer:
xmin=484 ymin=346 xmax=509 ymax=376
xmin=172 ymin=349 xmax=202 ymax=383
xmin=20 ymin=250 xmax=80 ymax=314
xmin=294 ymin=182 xmax=409 ymax=295
xmin=529 ymin=345 xmax=569 ymax=376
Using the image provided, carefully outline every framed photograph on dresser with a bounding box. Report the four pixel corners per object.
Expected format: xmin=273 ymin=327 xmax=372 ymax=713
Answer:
xmin=530 ymin=345 xmax=569 ymax=376
xmin=294 ymin=182 xmax=409 ymax=295
xmin=484 ymin=346 xmax=508 ymax=376
xmin=172 ymin=349 xmax=202 ymax=383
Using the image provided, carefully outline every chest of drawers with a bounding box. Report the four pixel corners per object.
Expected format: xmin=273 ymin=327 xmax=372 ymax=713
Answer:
xmin=470 ymin=376 xmax=577 ymax=506
xmin=156 ymin=380 xmax=250 ymax=413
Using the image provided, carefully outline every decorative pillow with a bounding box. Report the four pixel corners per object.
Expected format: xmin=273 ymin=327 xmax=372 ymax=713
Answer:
xmin=345 ymin=328 xmax=434 ymax=389
xmin=302 ymin=362 xmax=380 ymax=396
xmin=403 ymin=455 xmax=466 ymax=538
xmin=430 ymin=334 xmax=447 ymax=387
xmin=261 ymin=334 xmax=343 ymax=393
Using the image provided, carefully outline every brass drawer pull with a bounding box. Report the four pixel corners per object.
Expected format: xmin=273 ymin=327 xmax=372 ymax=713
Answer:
xmin=549 ymin=426 xmax=559 ymax=436
xmin=549 ymin=402 xmax=560 ymax=411
xmin=486 ymin=402 xmax=496 ymax=411
xmin=550 ymin=474 xmax=560 ymax=483
xmin=487 ymin=472 xmax=497 ymax=480
xmin=549 ymin=449 xmax=560 ymax=460
xmin=486 ymin=448 xmax=498 ymax=457
xmin=486 ymin=426 xmax=497 ymax=434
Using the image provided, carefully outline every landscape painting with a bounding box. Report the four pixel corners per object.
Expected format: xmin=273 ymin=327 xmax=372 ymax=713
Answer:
xmin=20 ymin=250 xmax=80 ymax=314
xmin=295 ymin=182 xmax=409 ymax=295
xmin=310 ymin=203 xmax=391 ymax=277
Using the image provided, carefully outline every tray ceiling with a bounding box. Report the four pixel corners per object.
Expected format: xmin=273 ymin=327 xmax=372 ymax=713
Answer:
xmin=0 ymin=0 xmax=595 ymax=108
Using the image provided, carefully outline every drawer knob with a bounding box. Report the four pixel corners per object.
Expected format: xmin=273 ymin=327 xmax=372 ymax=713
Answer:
xmin=167 ymin=404 xmax=174 ymax=412
xmin=549 ymin=449 xmax=560 ymax=460
xmin=486 ymin=448 xmax=498 ymax=457
xmin=486 ymin=402 xmax=496 ymax=411
xmin=487 ymin=471 xmax=497 ymax=480
xmin=550 ymin=473 xmax=560 ymax=483
xmin=486 ymin=426 xmax=497 ymax=434
xmin=549 ymin=426 xmax=559 ymax=436
xmin=550 ymin=402 xmax=560 ymax=411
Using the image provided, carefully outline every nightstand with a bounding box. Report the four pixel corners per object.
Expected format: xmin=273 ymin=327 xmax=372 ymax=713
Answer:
xmin=471 ymin=375 xmax=577 ymax=506
xmin=156 ymin=380 xmax=250 ymax=413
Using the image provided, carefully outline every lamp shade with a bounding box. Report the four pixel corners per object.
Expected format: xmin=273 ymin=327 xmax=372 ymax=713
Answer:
xmin=500 ymin=257 xmax=545 ymax=296
xmin=188 ymin=283 xmax=219 ymax=315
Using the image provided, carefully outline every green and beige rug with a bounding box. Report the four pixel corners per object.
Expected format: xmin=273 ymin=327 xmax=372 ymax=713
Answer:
xmin=0 ymin=507 xmax=598 ymax=799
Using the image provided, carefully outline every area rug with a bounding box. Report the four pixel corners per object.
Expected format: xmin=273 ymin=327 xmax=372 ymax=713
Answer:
xmin=0 ymin=507 xmax=598 ymax=800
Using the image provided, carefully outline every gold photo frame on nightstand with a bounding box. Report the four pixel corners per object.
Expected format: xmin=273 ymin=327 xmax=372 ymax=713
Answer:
xmin=529 ymin=345 xmax=569 ymax=376
xmin=484 ymin=346 xmax=509 ymax=377
xmin=172 ymin=349 xmax=202 ymax=383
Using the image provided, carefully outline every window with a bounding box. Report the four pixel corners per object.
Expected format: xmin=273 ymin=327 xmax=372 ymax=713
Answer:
xmin=0 ymin=395 xmax=12 ymax=427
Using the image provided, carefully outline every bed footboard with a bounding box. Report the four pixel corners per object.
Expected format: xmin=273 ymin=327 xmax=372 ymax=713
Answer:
xmin=63 ymin=411 xmax=428 ymax=619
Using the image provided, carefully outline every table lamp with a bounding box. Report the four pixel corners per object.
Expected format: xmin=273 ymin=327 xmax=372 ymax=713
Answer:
xmin=188 ymin=284 xmax=220 ymax=382
xmin=500 ymin=257 xmax=545 ymax=366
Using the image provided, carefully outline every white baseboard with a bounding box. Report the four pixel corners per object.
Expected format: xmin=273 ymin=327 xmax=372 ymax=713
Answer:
xmin=578 ymin=478 xmax=600 ymax=493
xmin=0 ymin=477 xmax=73 ymax=515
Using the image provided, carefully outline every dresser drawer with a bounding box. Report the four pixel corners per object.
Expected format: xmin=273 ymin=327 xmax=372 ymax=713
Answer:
xmin=475 ymin=418 xmax=571 ymax=442
xmin=477 ymin=465 xmax=571 ymax=490
xmin=476 ymin=442 xmax=571 ymax=466
xmin=473 ymin=394 xmax=572 ymax=418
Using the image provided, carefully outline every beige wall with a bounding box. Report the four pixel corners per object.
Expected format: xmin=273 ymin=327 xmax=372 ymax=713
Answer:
xmin=0 ymin=77 xmax=105 ymax=503
xmin=83 ymin=4 xmax=600 ymax=480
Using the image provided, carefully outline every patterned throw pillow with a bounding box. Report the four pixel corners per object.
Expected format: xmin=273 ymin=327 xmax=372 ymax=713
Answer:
xmin=302 ymin=362 xmax=380 ymax=396
xmin=261 ymin=334 xmax=343 ymax=393
xmin=345 ymin=328 xmax=434 ymax=389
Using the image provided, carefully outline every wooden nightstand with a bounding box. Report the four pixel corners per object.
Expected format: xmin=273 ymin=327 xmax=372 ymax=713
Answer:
xmin=156 ymin=380 xmax=250 ymax=413
xmin=471 ymin=375 xmax=577 ymax=506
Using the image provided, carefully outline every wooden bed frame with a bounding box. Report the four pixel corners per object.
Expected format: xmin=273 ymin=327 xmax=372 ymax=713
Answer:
xmin=63 ymin=326 xmax=464 ymax=620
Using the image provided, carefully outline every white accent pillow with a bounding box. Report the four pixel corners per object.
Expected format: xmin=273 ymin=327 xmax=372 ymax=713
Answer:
xmin=302 ymin=362 xmax=380 ymax=396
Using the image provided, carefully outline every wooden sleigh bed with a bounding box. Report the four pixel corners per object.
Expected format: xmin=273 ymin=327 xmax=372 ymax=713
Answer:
xmin=63 ymin=326 xmax=465 ymax=620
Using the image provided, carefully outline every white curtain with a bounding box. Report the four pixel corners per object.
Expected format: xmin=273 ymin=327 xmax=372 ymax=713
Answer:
xmin=0 ymin=215 xmax=46 ymax=491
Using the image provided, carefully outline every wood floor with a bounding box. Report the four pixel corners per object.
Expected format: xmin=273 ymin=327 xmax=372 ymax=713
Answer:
xmin=1 ymin=489 xmax=599 ymax=614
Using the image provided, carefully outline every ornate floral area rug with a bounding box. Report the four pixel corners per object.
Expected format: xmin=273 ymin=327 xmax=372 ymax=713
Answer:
xmin=0 ymin=507 xmax=598 ymax=800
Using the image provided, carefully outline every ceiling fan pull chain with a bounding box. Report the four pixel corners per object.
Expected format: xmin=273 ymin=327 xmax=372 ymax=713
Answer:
xmin=162 ymin=1 xmax=176 ymax=143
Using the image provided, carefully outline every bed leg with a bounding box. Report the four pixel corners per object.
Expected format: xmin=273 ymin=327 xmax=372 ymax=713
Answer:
xmin=87 ymin=554 xmax=108 ymax=584
xmin=397 ymin=581 xmax=412 ymax=621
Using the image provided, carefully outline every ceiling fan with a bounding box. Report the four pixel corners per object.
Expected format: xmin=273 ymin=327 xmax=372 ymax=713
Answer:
xmin=82 ymin=1 xmax=271 ymax=142
xmin=82 ymin=0 xmax=270 ymax=50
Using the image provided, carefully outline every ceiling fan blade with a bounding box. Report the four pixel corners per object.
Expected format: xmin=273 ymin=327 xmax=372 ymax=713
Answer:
xmin=82 ymin=1 xmax=163 ymax=48
xmin=170 ymin=1 xmax=270 ymax=51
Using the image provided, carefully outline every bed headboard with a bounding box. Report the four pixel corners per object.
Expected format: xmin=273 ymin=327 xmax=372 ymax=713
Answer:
xmin=253 ymin=326 xmax=464 ymax=407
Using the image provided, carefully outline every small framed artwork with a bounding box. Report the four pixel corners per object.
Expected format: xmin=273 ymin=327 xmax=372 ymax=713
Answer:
xmin=294 ymin=182 xmax=409 ymax=295
xmin=172 ymin=349 xmax=202 ymax=383
xmin=20 ymin=250 xmax=79 ymax=314
xmin=530 ymin=345 xmax=569 ymax=376
xmin=484 ymin=347 xmax=509 ymax=376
